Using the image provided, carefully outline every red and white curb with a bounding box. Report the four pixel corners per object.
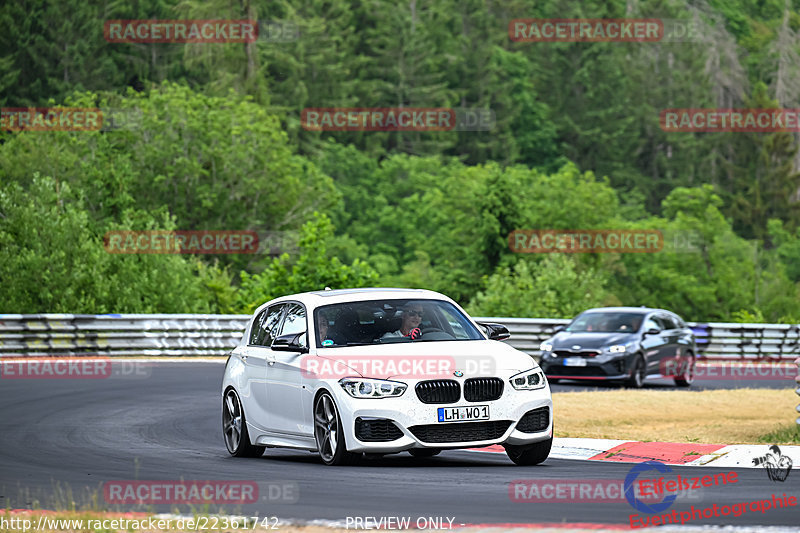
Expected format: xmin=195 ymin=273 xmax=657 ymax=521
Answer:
xmin=470 ymin=438 xmax=800 ymax=468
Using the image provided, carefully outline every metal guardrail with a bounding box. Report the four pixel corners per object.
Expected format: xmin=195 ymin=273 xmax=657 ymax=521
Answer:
xmin=1 ymin=313 xmax=799 ymax=361
xmin=0 ymin=314 xmax=249 ymax=357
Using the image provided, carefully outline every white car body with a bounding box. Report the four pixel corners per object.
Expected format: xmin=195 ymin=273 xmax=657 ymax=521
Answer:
xmin=221 ymin=288 xmax=553 ymax=464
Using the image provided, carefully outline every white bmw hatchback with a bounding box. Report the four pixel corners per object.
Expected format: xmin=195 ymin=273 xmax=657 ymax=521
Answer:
xmin=221 ymin=288 xmax=553 ymax=465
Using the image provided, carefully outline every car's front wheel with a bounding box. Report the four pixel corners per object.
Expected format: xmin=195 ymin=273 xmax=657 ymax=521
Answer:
xmin=222 ymin=388 xmax=265 ymax=457
xmin=504 ymin=437 xmax=552 ymax=466
xmin=674 ymin=353 xmax=695 ymax=387
xmin=313 ymin=391 xmax=361 ymax=466
xmin=625 ymin=355 xmax=646 ymax=389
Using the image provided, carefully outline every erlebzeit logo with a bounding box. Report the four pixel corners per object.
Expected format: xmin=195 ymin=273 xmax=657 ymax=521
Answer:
xmin=753 ymin=445 xmax=793 ymax=482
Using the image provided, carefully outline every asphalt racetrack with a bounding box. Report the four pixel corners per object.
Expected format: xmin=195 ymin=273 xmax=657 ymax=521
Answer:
xmin=0 ymin=361 xmax=797 ymax=527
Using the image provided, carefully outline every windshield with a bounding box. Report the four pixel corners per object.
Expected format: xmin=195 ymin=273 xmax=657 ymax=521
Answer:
xmin=566 ymin=312 xmax=645 ymax=333
xmin=314 ymin=299 xmax=483 ymax=347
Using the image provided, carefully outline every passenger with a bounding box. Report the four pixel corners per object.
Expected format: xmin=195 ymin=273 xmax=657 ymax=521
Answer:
xmin=316 ymin=312 xmax=334 ymax=345
xmin=618 ymin=317 xmax=643 ymax=332
xmin=381 ymin=304 xmax=424 ymax=340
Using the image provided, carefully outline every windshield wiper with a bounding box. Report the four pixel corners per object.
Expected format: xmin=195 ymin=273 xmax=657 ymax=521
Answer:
xmin=345 ymin=342 xmax=375 ymax=346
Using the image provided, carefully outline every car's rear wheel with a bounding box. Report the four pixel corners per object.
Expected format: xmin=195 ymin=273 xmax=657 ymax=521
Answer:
xmin=674 ymin=353 xmax=695 ymax=387
xmin=223 ymin=388 xmax=265 ymax=457
xmin=314 ymin=392 xmax=361 ymax=466
xmin=625 ymin=355 xmax=646 ymax=388
xmin=504 ymin=437 xmax=552 ymax=466
xmin=408 ymin=449 xmax=441 ymax=458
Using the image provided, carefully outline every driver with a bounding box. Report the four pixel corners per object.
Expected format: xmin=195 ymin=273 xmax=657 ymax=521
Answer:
xmin=381 ymin=303 xmax=424 ymax=340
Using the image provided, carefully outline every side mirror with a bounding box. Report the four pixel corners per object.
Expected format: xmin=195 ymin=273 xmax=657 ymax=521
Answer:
xmin=478 ymin=322 xmax=511 ymax=341
xmin=272 ymin=332 xmax=308 ymax=353
xmin=643 ymin=328 xmax=660 ymax=336
xmin=553 ymin=325 xmax=565 ymax=333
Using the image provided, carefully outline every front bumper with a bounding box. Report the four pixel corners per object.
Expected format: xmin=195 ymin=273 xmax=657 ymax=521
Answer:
xmin=331 ymin=384 xmax=553 ymax=453
xmin=540 ymin=352 xmax=635 ymax=381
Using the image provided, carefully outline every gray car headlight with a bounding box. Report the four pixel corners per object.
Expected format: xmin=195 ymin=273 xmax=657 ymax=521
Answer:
xmin=339 ymin=378 xmax=407 ymax=398
xmin=539 ymin=342 xmax=553 ymax=352
xmin=605 ymin=345 xmax=627 ymax=354
xmin=604 ymin=341 xmax=636 ymax=354
xmin=510 ymin=368 xmax=547 ymax=390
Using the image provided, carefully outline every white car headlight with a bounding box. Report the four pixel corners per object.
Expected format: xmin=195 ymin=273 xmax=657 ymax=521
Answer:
xmin=339 ymin=378 xmax=407 ymax=398
xmin=510 ymin=368 xmax=546 ymax=391
xmin=539 ymin=342 xmax=553 ymax=352
xmin=605 ymin=344 xmax=628 ymax=354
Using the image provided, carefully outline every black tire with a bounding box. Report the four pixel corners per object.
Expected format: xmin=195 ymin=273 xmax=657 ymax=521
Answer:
xmin=222 ymin=388 xmax=266 ymax=458
xmin=674 ymin=353 xmax=695 ymax=387
xmin=313 ymin=391 xmax=362 ymax=466
xmin=408 ymin=449 xmax=441 ymax=458
xmin=504 ymin=437 xmax=552 ymax=466
xmin=625 ymin=355 xmax=646 ymax=389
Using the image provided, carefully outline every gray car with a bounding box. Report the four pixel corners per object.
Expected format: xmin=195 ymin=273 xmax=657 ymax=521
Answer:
xmin=538 ymin=307 xmax=696 ymax=388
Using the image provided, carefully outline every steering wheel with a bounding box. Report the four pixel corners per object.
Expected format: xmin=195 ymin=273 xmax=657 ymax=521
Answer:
xmin=419 ymin=327 xmax=455 ymax=340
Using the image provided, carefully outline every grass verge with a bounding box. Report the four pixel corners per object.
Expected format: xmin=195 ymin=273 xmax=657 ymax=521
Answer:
xmin=552 ymin=388 xmax=800 ymax=444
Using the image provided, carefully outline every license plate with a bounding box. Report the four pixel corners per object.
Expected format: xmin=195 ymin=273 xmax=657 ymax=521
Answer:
xmin=437 ymin=405 xmax=489 ymax=422
xmin=563 ymin=357 xmax=587 ymax=367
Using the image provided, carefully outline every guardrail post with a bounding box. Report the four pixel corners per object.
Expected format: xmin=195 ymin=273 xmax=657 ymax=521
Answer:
xmin=796 ymin=356 xmax=800 ymax=425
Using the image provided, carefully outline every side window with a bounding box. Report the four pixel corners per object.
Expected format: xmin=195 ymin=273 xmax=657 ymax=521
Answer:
xmin=643 ymin=316 xmax=661 ymax=332
xmin=249 ymin=310 xmax=267 ymax=345
xmin=250 ymin=305 xmax=284 ymax=346
xmin=278 ymin=303 xmax=307 ymax=338
xmin=658 ymin=314 xmax=677 ymax=330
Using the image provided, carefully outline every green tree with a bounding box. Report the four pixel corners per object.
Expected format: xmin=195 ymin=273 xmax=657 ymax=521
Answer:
xmin=236 ymin=213 xmax=378 ymax=312
xmin=468 ymin=255 xmax=613 ymax=319
xmin=0 ymin=174 xmax=218 ymax=313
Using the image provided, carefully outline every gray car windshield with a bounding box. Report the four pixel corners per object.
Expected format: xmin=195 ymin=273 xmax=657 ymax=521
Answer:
xmin=314 ymin=299 xmax=483 ymax=348
xmin=566 ymin=312 xmax=645 ymax=333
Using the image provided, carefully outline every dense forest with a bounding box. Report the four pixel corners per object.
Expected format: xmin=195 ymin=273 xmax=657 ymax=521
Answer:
xmin=2 ymin=0 xmax=800 ymax=322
